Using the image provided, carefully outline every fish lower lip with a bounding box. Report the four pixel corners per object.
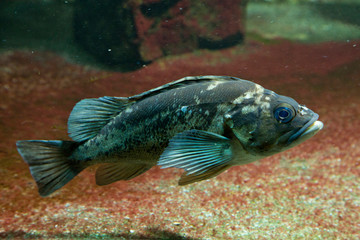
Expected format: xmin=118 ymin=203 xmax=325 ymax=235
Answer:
xmin=300 ymin=120 xmax=323 ymax=137
xmin=287 ymin=114 xmax=321 ymax=144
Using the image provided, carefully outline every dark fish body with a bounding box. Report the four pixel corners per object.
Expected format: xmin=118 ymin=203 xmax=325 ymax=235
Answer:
xmin=73 ymin=78 xmax=255 ymax=163
xmin=16 ymin=76 xmax=323 ymax=196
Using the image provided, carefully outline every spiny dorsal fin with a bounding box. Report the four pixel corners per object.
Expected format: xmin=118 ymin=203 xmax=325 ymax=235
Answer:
xmin=129 ymin=75 xmax=244 ymax=102
xmin=68 ymin=76 xmax=245 ymax=142
xmin=68 ymin=96 xmax=131 ymax=142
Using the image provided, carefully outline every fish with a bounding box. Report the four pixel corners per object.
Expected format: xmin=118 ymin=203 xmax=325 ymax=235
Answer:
xmin=16 ymin=75 xmax=323 ymax=196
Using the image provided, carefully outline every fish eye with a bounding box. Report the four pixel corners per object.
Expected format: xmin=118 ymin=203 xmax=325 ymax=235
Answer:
xmin=274 ymin=104 xmax=295 ymax=123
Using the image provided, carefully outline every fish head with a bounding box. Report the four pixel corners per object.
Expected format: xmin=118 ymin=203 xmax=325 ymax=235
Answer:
xmin=225 ymin=90 xmax=323 ymax=156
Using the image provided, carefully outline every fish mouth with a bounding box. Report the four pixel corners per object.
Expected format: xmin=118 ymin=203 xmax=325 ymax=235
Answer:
xmin=287 ymin=113 xmax=323 ymax=145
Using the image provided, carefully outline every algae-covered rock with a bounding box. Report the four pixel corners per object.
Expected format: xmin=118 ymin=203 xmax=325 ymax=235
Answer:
xmin=136 ymin=0 xmax=247 ymax=61
xmin=73 ymin=0 xmax=247 ymax=69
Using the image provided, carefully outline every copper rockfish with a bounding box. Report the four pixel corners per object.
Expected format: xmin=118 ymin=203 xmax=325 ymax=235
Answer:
xmin=17 ymin=76 xmax=323 ymax=196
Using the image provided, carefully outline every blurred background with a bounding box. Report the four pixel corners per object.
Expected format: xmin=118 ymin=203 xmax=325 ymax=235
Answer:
xmin=1 ymin=0 xmax=359 ymax=71
xmin=1 ymin=0 xmax=360 ymax=239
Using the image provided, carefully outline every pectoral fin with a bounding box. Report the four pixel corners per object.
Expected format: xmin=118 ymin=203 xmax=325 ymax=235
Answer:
xmin=96 ymin=163 xmax=151 ymax=186
xmin=158 ymin=130 xmax=233 ymax=184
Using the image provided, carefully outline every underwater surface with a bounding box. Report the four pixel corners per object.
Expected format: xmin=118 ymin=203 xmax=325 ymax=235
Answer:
xmin=1 ymin=0 xmax=360 ymax=239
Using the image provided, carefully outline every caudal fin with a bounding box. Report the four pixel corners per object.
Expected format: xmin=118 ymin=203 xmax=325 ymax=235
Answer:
xmin=16 ymin=140 xmax=83 ymax=197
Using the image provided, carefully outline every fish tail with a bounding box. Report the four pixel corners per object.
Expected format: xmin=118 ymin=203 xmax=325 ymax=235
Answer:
xmin=16 ymin=140 xmax=83 ymax=197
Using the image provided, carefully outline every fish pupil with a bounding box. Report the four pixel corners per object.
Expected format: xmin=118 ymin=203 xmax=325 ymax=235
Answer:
xmin=279 ymin=110 xmax=289 ymax=119
xmin=274 ymin=106 xmax=293 ymax=123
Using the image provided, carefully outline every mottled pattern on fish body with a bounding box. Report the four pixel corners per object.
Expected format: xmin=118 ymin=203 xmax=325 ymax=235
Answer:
xmin=16 ymin=75 xmax=323 ymax=196
xmin=73 ymin=77 xmax=262 ymax=165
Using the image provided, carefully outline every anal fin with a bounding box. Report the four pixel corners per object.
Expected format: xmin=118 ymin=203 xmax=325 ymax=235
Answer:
xmin=95 ymin=162 xmax=151 ymax=186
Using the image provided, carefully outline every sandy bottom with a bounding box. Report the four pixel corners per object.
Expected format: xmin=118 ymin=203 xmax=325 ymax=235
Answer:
xmin=1 ymin=40 xmax=360 ymax=239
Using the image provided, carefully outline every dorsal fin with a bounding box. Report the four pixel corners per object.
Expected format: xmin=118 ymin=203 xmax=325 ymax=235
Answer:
xmin=68 ymin=96 xmax=131 ymax=142
xmin=67 ymin=76 xmax=244 ymax=142
xmin=128 ymin=75 xmax=243 ymax=102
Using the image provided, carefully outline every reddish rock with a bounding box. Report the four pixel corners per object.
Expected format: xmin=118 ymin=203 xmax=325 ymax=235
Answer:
xmin=135 ymin=0 xmax=247 ymax=61
xmin=74 ymin=0 xmax=247 ymax=69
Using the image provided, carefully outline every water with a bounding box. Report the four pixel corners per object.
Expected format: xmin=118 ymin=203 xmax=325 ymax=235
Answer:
xmin=1 ymin=0 xmax=359 ymax=239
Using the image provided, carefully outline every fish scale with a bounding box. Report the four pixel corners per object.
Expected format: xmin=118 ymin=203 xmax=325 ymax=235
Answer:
xmin=76 ymin=81 xmax=240 ymax=162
